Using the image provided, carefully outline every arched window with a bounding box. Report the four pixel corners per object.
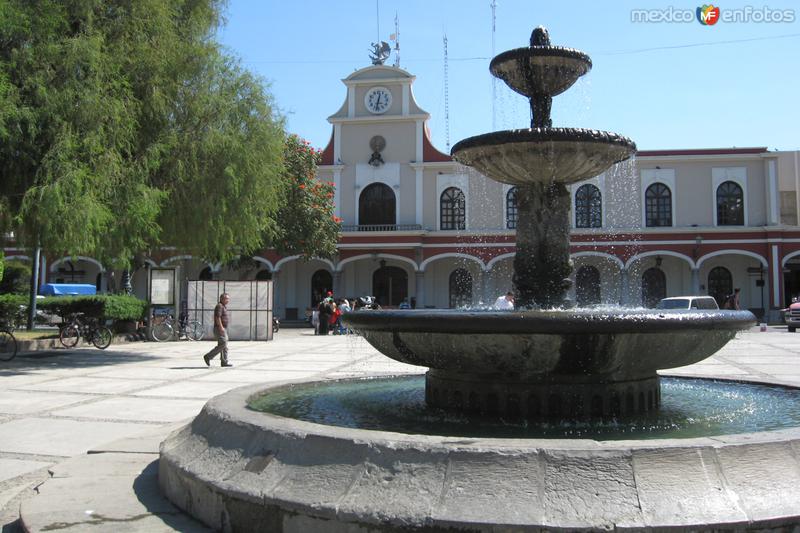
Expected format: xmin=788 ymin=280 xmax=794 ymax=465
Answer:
xmin=506 ymin=187 xmax=518 ymax=229
xmin=708 ymin=266 xmax=733 ymax=307
xmin=716 ymin=181 xmax=744 ymax=226
xmin=641 ymin=268 xmax=666 ymax=308
xmin=198 ymin=267 xmax=213 ymax=280
xmin=310 ymin=269 xmax=332 ymax=307
xmin=575 ymin=184 xmax=602 ymax=228
xmin=449 ymin=268 xmax=473 ymax=308
xmin=373 ymin=264 xmax=408 ymax=307
xmin=359 ymin=183 xmax=396 ymax=226
xmin=255 ymin=269 xmax=272 ymax=280
xmin=645 ymin=183 xmax=672 ymax=227
xmin=576 ymin=265 xmax=601 ymax=307
xmin=440 ymin=187 xmax=466 ymax=230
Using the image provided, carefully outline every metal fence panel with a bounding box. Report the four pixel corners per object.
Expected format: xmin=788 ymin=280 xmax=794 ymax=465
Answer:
xmin=186 ymin=280 xmax=273 ymax=341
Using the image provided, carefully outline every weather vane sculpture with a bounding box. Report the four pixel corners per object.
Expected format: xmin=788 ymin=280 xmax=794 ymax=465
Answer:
xmin=369 ymin=41 xmax=391 ymax=65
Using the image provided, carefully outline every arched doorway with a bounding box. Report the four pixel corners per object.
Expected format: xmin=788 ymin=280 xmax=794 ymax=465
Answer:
xmin=359 ymin=183 xmax=396 ymax=226
xmin=255 ymin=269 xmax=272 ymax=280
xmin=708 ymin=266 xmax=733 ymax=307
xmin=311 ymin=269 xmax=332 ymax=307
xmin=449 ymin=268 xmax=473 ymax=308
xmin=576 ymin=265 xmax=601 ymax=307
xmin=641 ymin=267 xmax=666 ymax=308
xmin=373 ymin=263 xmax=407 ymax=307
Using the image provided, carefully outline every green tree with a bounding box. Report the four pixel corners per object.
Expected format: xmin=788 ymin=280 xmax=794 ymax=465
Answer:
xmin=274 ymin=135 xmax=341 ymax=259
xmin=0 ymin=0 xmax=334 ymax=267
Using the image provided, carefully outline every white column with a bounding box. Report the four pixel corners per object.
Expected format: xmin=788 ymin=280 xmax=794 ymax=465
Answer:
xmin=691 ymin=267 xmax=701 ymax=294
xmin=272 ymin=270 xmax=281 ymax=317
xmin=402 ymin=84 xmax=409 ymax=115
xmin=619 ymin=269 xmax=629 ymax=306
xmin=333 ymin=169 xmax=342 ymax=218
xmin=766 ymin=158 xmax=779 ymax=225
xmin=415 ymin=167 xmax=423 ymax=226
xmin=415 ymin=271 xmax=425 ymax=308
xmin=333 ymin=271 xmax=343 ymax=298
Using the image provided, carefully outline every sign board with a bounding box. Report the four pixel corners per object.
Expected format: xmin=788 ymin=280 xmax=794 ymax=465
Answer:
xmin=149 ymin=268 xmax=176 ymax=306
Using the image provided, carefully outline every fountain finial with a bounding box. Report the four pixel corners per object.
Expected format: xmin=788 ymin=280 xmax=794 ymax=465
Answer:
xmin=530 ymin=26 xmax=551 ymax=47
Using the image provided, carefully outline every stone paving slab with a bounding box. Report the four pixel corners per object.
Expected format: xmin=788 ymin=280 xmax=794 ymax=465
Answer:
xmin=13 ymin=376 xmax=163 ymax=395
xmin=0 ymin=458 xmax=51 ymax=483
xmin=0 ymin=418 xmax=156 ymax=456
xmin=51 ymin=397 xmax=207 ymax=423
xmin=0 ymin=391 xmax=94 ymax=415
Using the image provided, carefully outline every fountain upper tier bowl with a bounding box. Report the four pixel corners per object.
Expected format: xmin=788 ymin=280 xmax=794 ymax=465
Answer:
xmin=450 ymin=128 xmax=636 ymax=186
xmin=490 ymin=45 xmax=592 ymax=98
xmin=343 ymin=309 xmax=754 ymax=380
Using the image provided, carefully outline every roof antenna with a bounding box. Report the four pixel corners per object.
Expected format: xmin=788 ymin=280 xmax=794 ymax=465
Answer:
xmin=390 ymin=13 xmax=400 ymax=67
xmin=443 ymin=32 xmax=450 ymax=151
xmin=490 ymin=0 xmax=497 ymax=130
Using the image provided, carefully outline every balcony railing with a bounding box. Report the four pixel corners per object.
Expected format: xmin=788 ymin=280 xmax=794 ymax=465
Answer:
xmin=340 ymin=224 xmax=423 ymax=232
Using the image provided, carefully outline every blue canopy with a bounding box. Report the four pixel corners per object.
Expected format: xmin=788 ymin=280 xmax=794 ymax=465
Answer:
xmin=39 ymin=283 xmax=97 ymax=296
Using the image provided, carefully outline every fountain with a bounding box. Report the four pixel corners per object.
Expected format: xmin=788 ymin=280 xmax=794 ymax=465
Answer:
xmin=159 ymin=28 xmax=800 ymax=531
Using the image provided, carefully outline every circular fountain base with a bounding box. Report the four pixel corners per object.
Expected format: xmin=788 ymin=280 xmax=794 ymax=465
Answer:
xmin=160 ymin=379 xmax=800 ymax=532
xmin=425 ymin=370 xmax=660 ymax=418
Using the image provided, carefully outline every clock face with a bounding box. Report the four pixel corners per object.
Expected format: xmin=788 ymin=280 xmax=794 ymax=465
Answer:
xmin=365 ymin=87 xmax=392 ymax=114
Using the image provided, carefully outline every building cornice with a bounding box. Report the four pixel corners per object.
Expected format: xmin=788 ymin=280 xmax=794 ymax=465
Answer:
xmin=328 ymin=113 xmax=430 ymax=125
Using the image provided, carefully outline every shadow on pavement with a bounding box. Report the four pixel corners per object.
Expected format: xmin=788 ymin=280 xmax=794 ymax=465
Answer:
xmin=133 ymin=460 xmax=211 ymax=532
xmin=0 ymin=347 xmax=163 ymax=374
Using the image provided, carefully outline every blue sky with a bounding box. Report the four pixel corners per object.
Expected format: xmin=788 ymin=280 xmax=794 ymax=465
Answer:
xmin=218 ymin=1 xmax=800 ymax=152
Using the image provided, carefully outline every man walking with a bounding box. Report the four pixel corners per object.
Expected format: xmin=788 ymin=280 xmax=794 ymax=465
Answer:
xmin=203 ymin=293 xmax=233 ymax=367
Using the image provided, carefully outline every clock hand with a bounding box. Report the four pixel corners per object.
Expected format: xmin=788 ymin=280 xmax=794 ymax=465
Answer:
xmin=375 ymin=93 xmax=381 ymax=108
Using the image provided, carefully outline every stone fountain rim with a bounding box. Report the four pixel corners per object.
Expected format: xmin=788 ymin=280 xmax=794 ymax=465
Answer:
xmin=490 ymin=45 xmax=593 ymax=72
xmin=342 ymin=308 xmax=755 ymax=335
xmin=450 ymin=126 xmax=637 ymax=156
xmin=159 ymin=375 xmax=800 ymax=531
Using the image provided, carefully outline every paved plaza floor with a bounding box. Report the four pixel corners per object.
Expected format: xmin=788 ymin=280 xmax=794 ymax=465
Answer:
xmin=0 ymin=327 xmax=798 ymax=531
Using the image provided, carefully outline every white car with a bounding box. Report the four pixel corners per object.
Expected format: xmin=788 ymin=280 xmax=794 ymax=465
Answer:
xmin=656 ymin=296 xmax=719 ymax=310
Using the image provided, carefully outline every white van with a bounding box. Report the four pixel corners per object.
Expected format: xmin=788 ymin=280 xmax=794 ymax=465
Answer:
xmin=656 ymin=296 xmax=719 ymax=310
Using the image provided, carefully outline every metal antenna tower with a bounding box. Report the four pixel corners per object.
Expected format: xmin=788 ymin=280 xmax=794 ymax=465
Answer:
xmin=490 ymin=0 xmax=497 ymax=130
xmin=443 ymin=33 xmax=450 ymax=151
xmin=392 ymin=13 xmax=400 ymax=67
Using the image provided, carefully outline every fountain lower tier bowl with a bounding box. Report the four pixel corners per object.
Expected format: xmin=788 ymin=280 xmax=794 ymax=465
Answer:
xmin=489 ymin=45 xmax=592 ymax=97
xmin=159 ymin=379 xmax=800 ymax=532
xmin=450 ymin=127 xmax=636 ymax=186
xmin=342 ymin=309 xmax=756 ymax=417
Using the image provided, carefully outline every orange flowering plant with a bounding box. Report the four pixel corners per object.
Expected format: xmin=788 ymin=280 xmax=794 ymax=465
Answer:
xmin=274 ymin=134 xmax=340 ymax=258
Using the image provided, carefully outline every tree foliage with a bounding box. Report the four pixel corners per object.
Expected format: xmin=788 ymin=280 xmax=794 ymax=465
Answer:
xmin=0 ymin=0 xmax=337 ymax=266
xmin=274 ymin=135 xmax=341 ymax=258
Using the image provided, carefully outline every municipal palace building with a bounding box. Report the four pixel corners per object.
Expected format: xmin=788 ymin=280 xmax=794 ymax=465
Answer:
xmin=6 ymin=63 xmax=800 ymax=323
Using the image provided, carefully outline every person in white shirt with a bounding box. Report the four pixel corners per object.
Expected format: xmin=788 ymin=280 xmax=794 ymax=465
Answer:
xmin=494 ymin=291 xmax=514 ymax=310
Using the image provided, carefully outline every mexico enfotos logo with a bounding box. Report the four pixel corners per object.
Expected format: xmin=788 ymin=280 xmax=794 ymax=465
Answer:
xmin=631 ymin=5 xmax=796 ymax=23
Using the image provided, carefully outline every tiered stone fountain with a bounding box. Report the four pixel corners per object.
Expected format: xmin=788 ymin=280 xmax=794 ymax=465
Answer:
xmin=343 ymin=27 xmax=754 ymax=419
xmin=158 ymin=29 xmax=800 ymax=532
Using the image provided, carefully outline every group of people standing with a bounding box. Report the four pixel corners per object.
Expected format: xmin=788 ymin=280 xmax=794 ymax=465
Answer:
xmin=312 ymin=291 xmax=351 ymax=335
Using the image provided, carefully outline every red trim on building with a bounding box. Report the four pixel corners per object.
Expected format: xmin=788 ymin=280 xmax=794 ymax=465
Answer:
xmin=637 ymin=147 xmax=768 ymax=157
xmin=319 ymin=127 xmax=335 ymax=166
xmin=422 ymin=124 xmax=452 ymax=162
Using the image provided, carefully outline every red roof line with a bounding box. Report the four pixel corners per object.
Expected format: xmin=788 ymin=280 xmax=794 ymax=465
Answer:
xmin=637 ymin=147 xmax=768 ymax=157
xmin=422 ymin=123 xmax=452 ymax=162
xmin=320 ymin=127 xmax=335 ymax=165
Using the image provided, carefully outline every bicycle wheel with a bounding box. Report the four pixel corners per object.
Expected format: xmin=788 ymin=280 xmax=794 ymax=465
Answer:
xmin=59 ymin=324 xmax=80 ymax=348
xmin=91 ymin=327 xmax=113 ymax=350
xmin=152 ymin=322 xmax=174 ymax=342
xmin=0 ymin=330 xmax=17 ymax=362
xmin=185 ymin=321 xmax=205 ymax=341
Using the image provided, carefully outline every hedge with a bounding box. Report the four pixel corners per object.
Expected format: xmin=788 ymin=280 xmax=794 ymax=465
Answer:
xmin=37 ymin=295 xmax=148 ymax=321
xmin=0 ymin=294 xmax=148 ymax=325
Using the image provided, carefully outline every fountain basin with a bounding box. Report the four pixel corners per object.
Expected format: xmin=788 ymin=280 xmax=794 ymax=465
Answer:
xmin=490 ymin=45 xmax=592 ymax=97
xmin=160 ymin=379 xmax=800 ymax=532
xmin=450 ymin=127 xmax=636 ymax=186
xmin=342 ymin=309 xmax=755 ymax=417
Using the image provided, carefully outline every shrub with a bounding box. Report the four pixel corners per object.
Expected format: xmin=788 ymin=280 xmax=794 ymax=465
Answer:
xmin=0 ymin=294 xmax=28 ymax=326
xmin=0 ymin=261 xmax=32 ymax=294
xmin=37 ymin=295 xmax=147 ymax=322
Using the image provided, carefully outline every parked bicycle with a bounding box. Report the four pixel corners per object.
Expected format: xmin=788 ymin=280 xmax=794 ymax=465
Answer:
xmin=151 ymin=313 xmax=205 ymax=342
xmin=59 ymin=314 xmax=113 ymax=350
xmin=0 ymin=325 xmax=18 ymax=362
